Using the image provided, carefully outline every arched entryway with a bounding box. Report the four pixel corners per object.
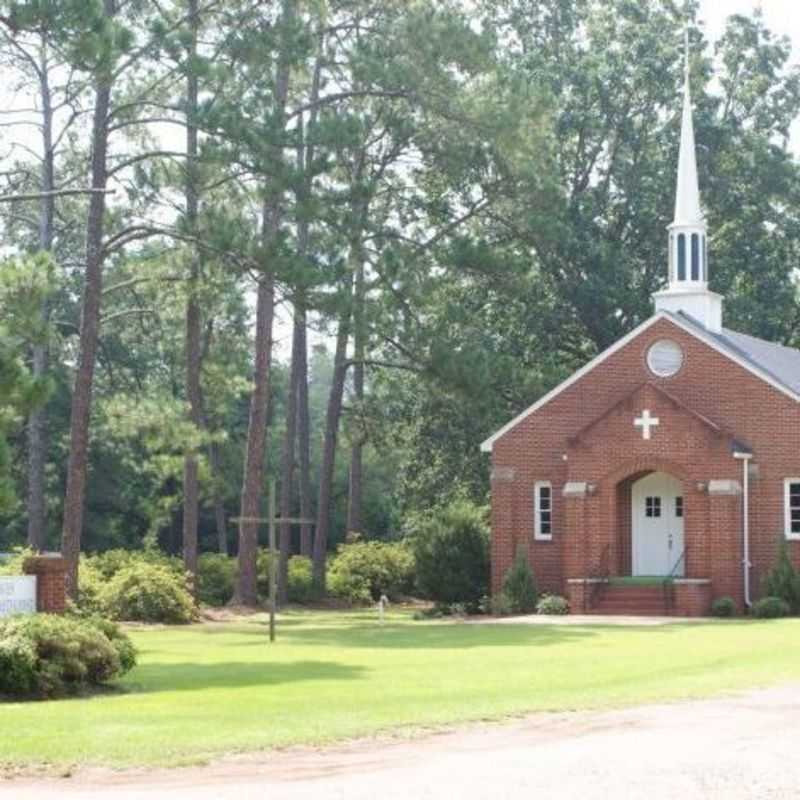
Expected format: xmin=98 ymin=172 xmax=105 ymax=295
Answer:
xmin=631 ymin=472 xmax=685 ymax=576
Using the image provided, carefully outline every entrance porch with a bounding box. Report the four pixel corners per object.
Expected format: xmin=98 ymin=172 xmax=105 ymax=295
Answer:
xmin=566 ymin=468 xmax=714 ymax=616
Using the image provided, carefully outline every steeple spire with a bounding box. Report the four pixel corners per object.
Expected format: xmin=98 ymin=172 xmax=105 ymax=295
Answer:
xmin=653 ymin=27 xmax=724 ymax=333
xmin=674 ymin=29 xmax=702 ymax=225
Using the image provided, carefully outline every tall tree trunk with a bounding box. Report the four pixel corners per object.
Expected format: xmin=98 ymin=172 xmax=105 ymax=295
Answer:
xmin=235 ymin=0 xmax=294 ymax=605
xmin=312 ymin=299 xmax=351 ymax=591
xmin=234 ymin=262 xmax=275 ymax=605
xmin=278 ymin=314 xmax=301 ymax=604
xmin=182 ymin=0 xmax=201 ymax=583
xmin=296 ymin=304 xmax=313 ymax=557
xmin=60 ymin=17 xmax=114 ymax=597
xmin=27 ymin=40 xmax=55 ymax=551
xmin=346 ymin=252 xmax=365 ymax=539
xmin=208 ymin=439 xmax=228 ymax=554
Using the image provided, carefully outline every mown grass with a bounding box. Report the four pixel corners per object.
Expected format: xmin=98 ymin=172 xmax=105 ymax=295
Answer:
xmin=3 ymin=610 xmax=800 ymax=768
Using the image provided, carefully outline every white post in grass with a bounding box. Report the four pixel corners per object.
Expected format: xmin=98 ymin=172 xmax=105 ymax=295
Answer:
xmin=378 ymin=594 xmax=389 ymax=625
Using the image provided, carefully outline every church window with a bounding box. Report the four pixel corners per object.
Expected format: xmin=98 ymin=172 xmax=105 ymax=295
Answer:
xmin=691 ymin=234 xmax=700 ymax=280
xmin=785 ymin=479 xmax=800 ymax=539
xmin=534 ymin=482 xmax=553 ymax=540
xmin=645 ymin=497 xmax=661 ymax=518
xmin=677 ymin=234 xmax=687 ymax=280
xmin=647 ymin=340 xmax=684 ymax=378
xmin=675 ymin=497 xmax=684 ymax=518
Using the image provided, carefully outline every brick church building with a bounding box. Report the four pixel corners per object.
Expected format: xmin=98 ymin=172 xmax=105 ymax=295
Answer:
xmin=481 ymin=52 xmax=800 ymax=616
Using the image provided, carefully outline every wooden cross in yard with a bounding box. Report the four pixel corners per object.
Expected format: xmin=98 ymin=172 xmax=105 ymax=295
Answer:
xmin=231 ymin=479 xmax=315 ymax=643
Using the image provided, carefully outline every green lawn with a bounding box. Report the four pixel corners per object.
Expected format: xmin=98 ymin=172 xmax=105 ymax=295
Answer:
xmin=4 ymin=610 xmax=800 ymax=769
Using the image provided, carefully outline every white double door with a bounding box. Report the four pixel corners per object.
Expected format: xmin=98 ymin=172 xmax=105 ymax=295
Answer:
xmin=632 ymin=472 xmax=685 ymax=577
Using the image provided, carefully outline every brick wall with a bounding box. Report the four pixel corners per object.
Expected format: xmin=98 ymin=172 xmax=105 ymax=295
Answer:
xmin=23 ymin=555 xmax=68 ymax=613
xmin=490 ymin=316 xmax=800 ymax=610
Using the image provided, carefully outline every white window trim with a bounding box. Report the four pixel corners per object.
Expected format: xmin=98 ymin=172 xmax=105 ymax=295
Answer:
xmin=785 ymin=478 xmax=800 ymax=540
xmin=534 ymin=481 xmax=553 ymax=541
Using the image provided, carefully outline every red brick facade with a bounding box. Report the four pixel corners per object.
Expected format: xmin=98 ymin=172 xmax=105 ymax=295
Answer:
xmin=23 ymin=555 xmax=68 ymax=613
xmin=488 ymin=316 xmax=800 ymax=615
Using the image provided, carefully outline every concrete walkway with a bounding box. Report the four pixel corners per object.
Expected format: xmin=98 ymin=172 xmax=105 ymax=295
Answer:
xmin=474 ymin=612 xmax=713 ymax=626
xmin=7 ymin=684 xmax=800 ymax=800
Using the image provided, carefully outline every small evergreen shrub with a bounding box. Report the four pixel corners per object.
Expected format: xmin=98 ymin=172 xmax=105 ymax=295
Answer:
xmin=327 ymin=542 xmax=415 ymax=604
xmin=752 ymin=596 xmax=790 ymax=619
xmin=763 ymin=540 xmax=800 ymax=614
xmin=0 ymin=614 xmax=136 ymax=698
xmin=197 ymin=553 xmax=236 ymax=606
xmin=536 ymin=594 xmax=570 ymax=615
xmin=98 ymin=562 xmax=197 ymax=624
xmin=489 ymin=592 xmax=513 ymax=616
xmin=711 ymin=596 xmax=737 ymax=618
xmin=412 ymin=500 xmax=490 ymax=610
xmin=502 ymin=547 xmax=537 ymax=613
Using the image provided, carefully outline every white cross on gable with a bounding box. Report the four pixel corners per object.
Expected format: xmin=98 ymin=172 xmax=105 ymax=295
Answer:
xmin=634 ymin=409 xmax=660 ymax=440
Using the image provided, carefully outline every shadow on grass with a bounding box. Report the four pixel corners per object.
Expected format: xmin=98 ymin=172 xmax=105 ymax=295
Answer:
xmin=126 ymin=659 xmax=366 ymax=693
xmin=243 ymin=620 xmax=601 ymax=649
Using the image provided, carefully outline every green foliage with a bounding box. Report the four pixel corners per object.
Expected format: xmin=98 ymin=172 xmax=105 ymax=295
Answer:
xmin=502 ymin=547 xmax=537 ymax=613
xmin=763 ymin=540 xmax=800 ymax=613
xmin=412 ymin=500 xmax=490 ymax=609
xmin=326 ymin=542 xmax=415 ymax=604
xmin=0 ymin=613 xmax=136 ymax=698
xmin=0 ymin=546 xmax=34 ymax=576
xmin=711 ymin=597 xmax=737 ymax=618
xmin=752 ymin=596 xmax=791 ymax=619
xmin=197 ymin=553 xmax=236 ymax=606
xmin=78 ymin=549 xmax=184 ymax=615
xmin=488 ymin=593 xmax=513 ymax=616
xmin=97 ymin=563 xmax=197 ymax=624
xmin=0 ymin=254 xmax=54 ymax=514
xmin=256 ymin=552 xmax=317 ymax=605
xmin=536 ymin=595 xmax=570 ymax=616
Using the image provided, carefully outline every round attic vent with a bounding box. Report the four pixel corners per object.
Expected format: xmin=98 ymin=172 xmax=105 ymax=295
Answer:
xmin=647 ymin=339 xmax=684 ymax=378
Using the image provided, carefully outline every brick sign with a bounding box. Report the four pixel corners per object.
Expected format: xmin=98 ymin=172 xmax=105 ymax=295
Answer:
xmin=0 ymin=576 xmax=36 ymax=617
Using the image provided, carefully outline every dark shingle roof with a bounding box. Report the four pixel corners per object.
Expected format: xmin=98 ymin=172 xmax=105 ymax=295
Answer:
xmin=672 ymin=311 xmax=800 ymax=398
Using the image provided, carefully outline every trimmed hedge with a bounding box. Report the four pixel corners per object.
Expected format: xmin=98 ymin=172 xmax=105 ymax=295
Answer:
xmin=711 ymin=596 xmax=737 ymax=618
xmin=327 ymin=542 xmax=415 ymax=604
xmin=752 ymin=596 xmax=790 ymax=619
xmin=97 ymin=562 xmax=197 ymax=624
xmin=0 ymin=614 xmax=136 ymax=698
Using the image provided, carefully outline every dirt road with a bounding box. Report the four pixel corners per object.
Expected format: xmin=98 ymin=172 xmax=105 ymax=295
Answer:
xmin=7 ymin=684 xmax=800 ymax=800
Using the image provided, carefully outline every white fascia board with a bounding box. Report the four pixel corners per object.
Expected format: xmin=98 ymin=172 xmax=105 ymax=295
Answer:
xmin=663 ymin=313 xmax=800 ymax=406
xmin=480 ymin=314 xmax=666 ymax=453
xmin=480 ymin=311 xmax=800 ymax=453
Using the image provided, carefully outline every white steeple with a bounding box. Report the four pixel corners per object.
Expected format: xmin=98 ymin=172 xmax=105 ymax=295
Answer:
xmin=653 ymin=28 xmax=723 ymax=333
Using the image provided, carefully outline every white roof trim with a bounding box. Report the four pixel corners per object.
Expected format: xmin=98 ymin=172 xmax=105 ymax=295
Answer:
xmin=480 ymin=311 xmax=800 ymax=453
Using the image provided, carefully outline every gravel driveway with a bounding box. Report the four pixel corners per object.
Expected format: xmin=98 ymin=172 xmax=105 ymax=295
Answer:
xmin=7 ymin=684 xmax=800 ymax=800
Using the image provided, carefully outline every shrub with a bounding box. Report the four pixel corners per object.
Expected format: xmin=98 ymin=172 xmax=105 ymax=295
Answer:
xmin=0 ymin=546 xmax=34 ymax=576
xmin=502 ymin=547 xmax=537 ymax=613
xmin=536 ymin=594 xmax=570 ymax=615
xmin=79 ymin=549 xmax=185 ymax=614
xmin=197 ymin=553 xmax=236 ymax=606
xmin=752 ymin=596 xmax=790 ymax=619
xmin=711 ymin=596 xmax=737 ymax=618
xmin=413 ymin=500 xmax=489 ymax=610
xmin=763 ymin=540 xmax=800 ymax=613
xmin=97 ymin=562 xmax=197 ymax=624
xmin=489 ymin=593 xmax=513 ymax=616
xmin=327 ymin=542 xmax=415 ymax=604
xmin=0 ymin=614 xmax=136 ymax=698
xmin=256 ymin=552 xmax=318 ymax=604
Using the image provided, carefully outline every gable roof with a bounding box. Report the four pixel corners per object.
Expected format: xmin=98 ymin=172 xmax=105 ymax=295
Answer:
xmin=480 ymin=311 xmax=800 ymax=453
